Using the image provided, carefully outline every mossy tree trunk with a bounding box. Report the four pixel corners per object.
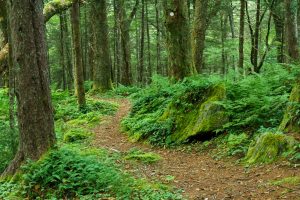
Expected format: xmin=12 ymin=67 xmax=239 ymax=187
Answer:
xmin=279 ymin=0 xmax=300 ymax=132
xmin=3 ymin=0 xmax=56 ymax=176
xmin=91 ymin=0 xmax=113 ymax=92
xmin=163 ymin=0 xmax=195 ymax=80
xmin=71 ymin=0 xmax=86 ymax=109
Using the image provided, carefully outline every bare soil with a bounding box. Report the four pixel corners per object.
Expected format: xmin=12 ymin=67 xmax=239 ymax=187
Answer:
xmin=92 ymin=98 xmax=300 ymax=200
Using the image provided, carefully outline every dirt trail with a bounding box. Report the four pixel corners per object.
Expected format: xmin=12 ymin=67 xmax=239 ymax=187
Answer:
xmin=92 ymin=98 xmax=300 ymax=200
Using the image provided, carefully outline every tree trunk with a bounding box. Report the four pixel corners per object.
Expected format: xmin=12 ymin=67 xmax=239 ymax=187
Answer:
xmin=71 ymin=0 xmax=86 ymax=109
xmin=279 ymin=0 xmax=300 ymax=132
xmin=91 ymin=0 xmax=113 ymax=92
xmin=238 ymin=0 xmax=245 ymax=70
xmin=192 ymin=0 xmax=208 ymax=73
xmin=285 ymin=0 xmax=299 ymax=62
xmin=163 ymin=0 xmax=194 ymax=80
xmin=59 ymin=13 xmax=67 ymax=90
xmin=138 ymin=0 xmax=145 ymax=85
xmin=117 ymin=0 xmax=139 ymax=86
xmin=146 ymin=0 xmax=152 ymax=83
xmin=155 ymin=0 xmax=162 ymax=75
xmin=3 ymin=0 xmax=56 ymax=176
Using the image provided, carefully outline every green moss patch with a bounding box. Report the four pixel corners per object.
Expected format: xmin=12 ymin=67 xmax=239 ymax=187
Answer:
xmin=245 ymin=132 xmax=296 ymax=164
xmin=124 ymin=148 xmax=161 ymax=164
xmin=270 ymin=176 xmax=300 ymax=187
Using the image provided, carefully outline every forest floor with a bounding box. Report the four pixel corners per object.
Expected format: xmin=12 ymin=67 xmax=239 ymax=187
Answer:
xmin=92 ymin=98 xmax=300 ymax=200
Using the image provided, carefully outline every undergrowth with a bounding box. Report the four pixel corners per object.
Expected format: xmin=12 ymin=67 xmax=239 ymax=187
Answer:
xmin=0 ymin=145 xmax=182 ymax=199
xmin=122 ymin=65 xmax=300 ymax=164
xmin=0 ymin=89 xmax=182 ymax=199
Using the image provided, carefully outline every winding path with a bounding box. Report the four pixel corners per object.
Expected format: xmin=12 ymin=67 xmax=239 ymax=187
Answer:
xmin=92 ymin=98 xmax=300 ymax=200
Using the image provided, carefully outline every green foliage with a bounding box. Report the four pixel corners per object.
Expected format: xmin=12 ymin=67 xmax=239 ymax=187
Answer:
xmin=0 ymin=89 xmax=18 ymax=173
xmin=123 ymin=65 xmax=298 ymax=147
xmin=226 ymin=133 xmax=251 ymax=157
xmin=107 ymin=85 xmax=141 ymax=97
xmin=122 ymin=75 xmax=226 ymax=146
xmin=52 ymin=90 xmax=117 ymax=121
xmin=222 ymin=64 xmax=297 ymax=132
xmin=124 ymin=148 xmax=161 ymax=164
xmin=0 ymin=145 xmax=183 ymax=199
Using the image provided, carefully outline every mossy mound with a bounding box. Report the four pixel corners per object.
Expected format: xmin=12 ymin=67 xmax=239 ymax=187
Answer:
xmin=279 ymin=83 xmax=300 ymax=133
xmin=162 ymin=84 xmax=227 ymax=143
xmin=245 ymin=132 xmax=296 ymax=164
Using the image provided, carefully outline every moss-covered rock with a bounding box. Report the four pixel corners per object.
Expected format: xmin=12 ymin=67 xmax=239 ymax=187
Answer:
xmin=245 ymin=132 xmax=296 ymax=164
xmin=279 ymin=83 xmax=300 ymax=133
xmin=162 ymin=84 xmax=227 ymax=143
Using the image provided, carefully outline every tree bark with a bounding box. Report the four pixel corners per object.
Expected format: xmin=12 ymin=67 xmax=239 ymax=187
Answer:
xmin=146 ymin=0 xmax=152 ymax=83
xmin=279 ymin=0 xmax=300 ymax=133
xmin=3 ymin=0 xmax=56 ymax=176
xmin=59 ymin=13 xmax=67 ymax=90
xmin=71 ymin=0 xmax=86 ymax=109
xmin=285 ymin=0 xmax=299 ymax=62
xmin=238 ymin=0 xmax=245 ymax=70
xmin=138 ymin=0 xmax=145 ymax=85
xmin=91 ymin=0 xmax=113 ymax=92
xmin=117 ymin=0 xmax=139 ymax=86
xmin=192 ymin=0 xmax=208 ymax=73
xmin=155 ymin=0 xmax=162 ymax=75
xmin=163 ymin=0 xmax=195 ymax=80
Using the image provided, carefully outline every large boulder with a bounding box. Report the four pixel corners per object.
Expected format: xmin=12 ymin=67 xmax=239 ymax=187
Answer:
xmin=161 ymin=84 xmax=228 ymax=143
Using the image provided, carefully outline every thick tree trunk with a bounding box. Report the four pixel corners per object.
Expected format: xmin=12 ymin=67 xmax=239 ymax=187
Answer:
xmin=71 ymin=0 xmax=86 ymax=109
xmin=3 ymin=0 xmax=56 ymax=176
xmin=163 ymin=0 xmax=195 ymax=80
xmin=91 ymin=0 xmax=113 ymax=92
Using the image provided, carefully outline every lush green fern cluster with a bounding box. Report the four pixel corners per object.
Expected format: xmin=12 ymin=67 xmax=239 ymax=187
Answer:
xmin=0 ymin=145 xmax=183 ymax=199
